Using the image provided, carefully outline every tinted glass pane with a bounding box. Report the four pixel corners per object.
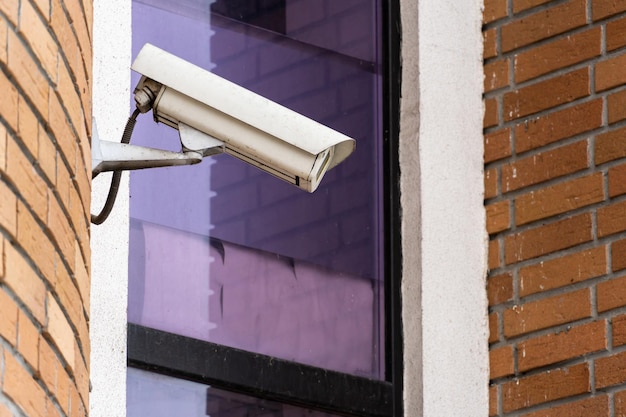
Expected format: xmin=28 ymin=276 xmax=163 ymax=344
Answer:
xmin=128 ymin=368 xmax=345 ymax=417
xmin=129 ymin=0 xmax=383 ymax=378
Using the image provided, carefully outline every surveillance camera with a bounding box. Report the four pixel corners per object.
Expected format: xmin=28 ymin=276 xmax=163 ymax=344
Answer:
xmin=130 ymin=43 xmax=356 ymax=192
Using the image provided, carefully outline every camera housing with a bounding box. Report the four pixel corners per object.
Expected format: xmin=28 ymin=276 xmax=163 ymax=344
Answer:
xmin=131 ymin=43 xmax=356 ymax=192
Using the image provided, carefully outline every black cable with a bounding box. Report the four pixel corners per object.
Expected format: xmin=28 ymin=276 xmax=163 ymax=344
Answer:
xmin=91 ymin=108 xmax=142 ymax=225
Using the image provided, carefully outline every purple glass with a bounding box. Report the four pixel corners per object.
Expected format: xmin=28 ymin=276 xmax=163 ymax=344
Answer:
xmin=128 ymin=0 xmax=384 ymax=378
xmin=128 ymin=368 xmax=345 ymax=417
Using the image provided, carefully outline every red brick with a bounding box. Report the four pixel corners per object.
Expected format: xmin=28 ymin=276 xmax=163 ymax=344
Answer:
xmin=489 ymin=239 xmax=501 ymax=270
xmin=489 ymin=313 xmax=499 ymax=344
xmin=607 ymin=16 xmax=626 ymax=51
xmin=596 ymin=52 xmax=626 ymax=92
xmin=615 ymin=389 xmax=626 ymax=417
xmin=485 ymin=168 xmax=498 ymax=199
xmin=514 ymin=27 xmax=601 ymax=83
xmin=485 ymin=58 xmax=509 ymax=92
xmin=597 ymin=275 xmax=626 ymax=312
xmin=502 ymin=363 xmax=590 ymax=413
xmin=596 ymin=125 xmax=626 ymax=165
xmin=503 ymin=68 xmax=590 ymax=121
xmin=505 ymin=213 xmax=592 ymax=264
xmin=608 ymin=90 xmax=626 ymax=124
xmin=489 ymin=385 xmax=498 ymax=416
xmin=485 ymin=97 xmax=499 ymax=128
xmin=613 ymin=314 xmax=626 ymax=347
xmin=596 ymin=350 xmax=626 ymax=388
xmin=488 ymin=272 xmax=513 ymax=306
xmin=501 ymin=0 xmax=587 ymax=52
xmin=490 ymin=345 xmax=514 ymax=379
xmin=613 ymin=239 xmax=626 ymax=272
xmin=517 ymin=320 xmax=606 ymax=371
xmin=515 ymin=99 xmax=603 ymax=153
xmin=502 ymin=140 xmax=589 ymax=192
xmin=598 ymin=200 xmax=626 ymax=238
xmin=486 ymin=200 xmax=510 ymax=234
xmin=513 ymin=0 xmax=554 ymax=13
xmin=503 ymin=288 xmax=591 ymax=337
xmin=515 ymin=173 xmax=604 ymax=225
xmin=521 ymin=395 xmax=609 ymax=417
xmin=484 ymin=28 xmax=497 ymax=60
xmin=519 ymin=246 xmax=607 ymax=296
xmin=485 ymin=128 xmax=512 ymax=163
xmin=592 ymin=0 xmax=626 ymax=21
xmin=484 ymin=0 xmax=507 ymax=23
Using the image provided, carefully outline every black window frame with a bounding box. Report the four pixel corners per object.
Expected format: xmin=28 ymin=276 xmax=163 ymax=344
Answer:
xmin=126 ymin=0 xmax=403 ymax=415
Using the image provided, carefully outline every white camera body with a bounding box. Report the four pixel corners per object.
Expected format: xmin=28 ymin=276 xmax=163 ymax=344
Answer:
xmin=131 ymin=43 xmax=355 ymax=192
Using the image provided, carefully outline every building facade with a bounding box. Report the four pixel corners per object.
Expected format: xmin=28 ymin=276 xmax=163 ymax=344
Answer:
xmin=7 ymin=0 xmax=626 ymax=417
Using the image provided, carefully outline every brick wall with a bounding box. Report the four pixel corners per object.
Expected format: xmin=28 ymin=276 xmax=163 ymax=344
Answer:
xmin=485 ymin=0 xmax=626 ymax=415
xmin=0 ymin=1 xmax=92 ymax=417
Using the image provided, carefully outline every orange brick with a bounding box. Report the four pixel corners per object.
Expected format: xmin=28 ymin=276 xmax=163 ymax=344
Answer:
xmin=484 ymin=28 xmax=497 ymax=60
xmin=3 ymin=242 xmax=46 ymax=324
xmin=608 ymin=89 xmax=626 ymax=124
xmin=0 ymin=180 xmax=17 ymax=238
xmin=521 ymin=395 xmax=609 ymax=417
xmin=485 ymin=128 xmax=512 ymax=163
xmin=502 ymin=363 xmax=590 ymax=413
xmin=45 ymin=296 xmax=75 ymax=372
xmin=17 ymin=310 xmax=40 ymax=371
xmin=514 ymin=27 xmax=601 ymax=83
xmin=502 ymin=140 xmax=589 ymax=192
xmin=0 ymin=0 xmax=19 ymax=26
xmin=598 ymin=275 xmax=626 ymax=312
xmin=489 ymin=313 xmax=499 ymax=344
xmin=49 ymin=94 xmax=77 ymax=176
xmin=7 ymin=137 xmax=48 ymax=222
xmin=485 ymin=58 xmax=509 ymax=92
xmin=596 ymin=125 xmax=626 ymax=165
xmin=484 ymin=0 xmax=507 ymax=23
xmin=505 ymin=213 xmax=592 ymax=265
xmin=0 ymin=71 xmax=18 ymax=132
xmin=485 ymin=168 xmax=498 ymax=199
xmin=485 ymin=97 xmax=498 ymax=128
xmin=0 ymin=288 xmax=18 ymax=345
xmin=598 ymin=200 xmax=626 ymax=238
xmin=592 ymin=0 xmax=626 ymax=21
xmin=3 ymin=349 xmax=47 ymax=417
xmin=19 ymin=0 xmax=58 ymax=79
xmin=490 ymin=345 xmax=514 ymax=379
xmin=38 ymin=336 xmax=58 ymax=397
xmin=488 ymin=272 xmax=513 ymax=306
xmin=503 ymin=288 xmax=591 ymax=337
xmin=613 ymin=314 xmax=626 ymax=347
xmin=501 ymin=0 xmax=587 ymax=52
xmin=514 ymin=173 xmax=604 ymax=225
xmin=0 ymin=122 xmax=6 ymax=172
xmin=48 ymin=196 xmax=74 ymax=264
xmin=18 ymin=96 xmax=41 ymax=163
xmin=515 ymin=99 xmax=602 ymax=153
xmin=596 ymin=52 xmax=626 ymax=92
xmin=486 ymin=200 xmax=510 ymax=234
xmin=489 ymin=239 xmax=501 ymax=270
xmin=519 ymin=246 xmax=607 ymax=296
xmin=7 ymin=31 xmax=50 ymax=118
xmin=607 ymin=16 xmax=626 ymax=52
xmin=17 ymin=202 xmax=55 ymax=286
xmin=613 ymin=239 xmax=626 ymax=272
xmin=503 ymin=68 xmax=590 ymax=121
xmin=518 ymin=320 xmax=606 ymax=371
xmin=596 ymin=350 xmax=626 ymax=389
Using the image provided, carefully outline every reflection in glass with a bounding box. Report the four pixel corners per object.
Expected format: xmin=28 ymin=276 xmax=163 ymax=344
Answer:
xmin=129 ymin=0 xmax=384 ymax=378
xmin=128 ymin=368 xmax=344 ymax=417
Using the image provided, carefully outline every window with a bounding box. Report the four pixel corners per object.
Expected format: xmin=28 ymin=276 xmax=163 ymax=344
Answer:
xmin=126 ymin=0 xmax=401 ymax=415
